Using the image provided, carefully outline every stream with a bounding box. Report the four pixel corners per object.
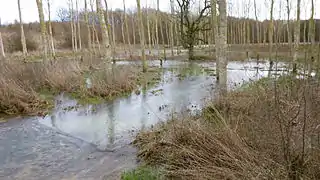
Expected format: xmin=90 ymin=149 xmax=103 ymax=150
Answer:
xmin=0 ymin=60 xmax=287 ymax=180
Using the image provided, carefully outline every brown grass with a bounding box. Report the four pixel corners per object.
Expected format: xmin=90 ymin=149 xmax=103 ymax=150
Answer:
xmin=134 ymin=77 xmax=320 ymax=179
xmin=0 ymin=58 xmax=150 ymax=116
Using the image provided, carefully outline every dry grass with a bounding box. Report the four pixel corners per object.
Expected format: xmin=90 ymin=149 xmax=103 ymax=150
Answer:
xmin=134 ymin=77 xmax=320 ymax=180
xmin=0 ymin=58 xmax=153 ymax=116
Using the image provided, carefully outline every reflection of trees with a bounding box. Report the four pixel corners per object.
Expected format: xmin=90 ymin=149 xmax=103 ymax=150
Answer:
xmin=141 ymin=84 xmax=148 ymax=130
xmin=106 ymin=100 xmax=119 ymax=149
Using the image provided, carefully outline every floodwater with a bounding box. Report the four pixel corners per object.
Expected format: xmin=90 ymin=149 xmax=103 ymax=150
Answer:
xmin=0 ymin=60 xmax=287 ymax=180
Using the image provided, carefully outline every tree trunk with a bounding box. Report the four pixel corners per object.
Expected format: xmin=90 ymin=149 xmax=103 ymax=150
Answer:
xmin=309 ymin=0 xmax=315 ymax=44
xmin=254 ymin=0 xmax=259 ymax=44
xmin=268 ymin=0 xmax=275 ymax=77
xmin=96 ymin=0 xmax=111 ymax=60
xmin=156 ymin=0 xmax=160 ymax=58
xmin=47 ymin=0 xmax=55 ymax=57
xmin=36 ymin=0 xmax=47 ymax=61
xmin=69 ymin=0 xmax=77 ymax=52
xmin=90 ymin=0 xmax=100 ymax=54
xmin=84 ymin=0 xmax=92 ymax=51
xmin=286 ymin=0 xmax=292 ymax=56
xmin=160 ymin=14 xmax=166 ymax=60
xmin=111 ymin=8 xmax=116 ymax=63
xmin=217 ymin=0 xmax=227 ymax=96
xmin=308 ymin=0 xmax=315 ymax=75
xmin=170 ymin=0 xmax=175 ymax=56
xmin=123 ymin=0 xmax=132 ymax=57
xmin=293 ymin=0 xmax=301 ymax=74
xmin=76 ymin=0 xmax=82 ymax=50
xmin=0 ymin=32 xmax=5 ymax=58
xmin=146 ymin=1 xmax=152 ymax=54
xmin=18 ymin=0 xmax=27 ymax=56
xmin=121 ymin=10 xmax=126 ymax=46
xmin=132 ymin=15 xmax=136 ymax=45
xmin=212 ymin=0 xmax=218 ymax=79
xmin=71 ymin=0 xmax=78 ymax=52
xmin=136 ymin=0 xmax=147 ymax=72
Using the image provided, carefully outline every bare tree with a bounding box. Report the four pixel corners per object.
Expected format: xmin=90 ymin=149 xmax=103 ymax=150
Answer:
xmin=136 ymin=0 xmax=147 ymax=72
xmin=18 ymin=0 xmax=27 ymax=56
xmin=47 ymin=0 xmax=55 ymax=57
xmin=36 ymin=0 xmax=48 ymax=60
xmin=176 ymin=0 xmax=210 ymax=60
xmin=217 ymin=0 xmax=227 ymax=95
xmin=96 ymin=0 xmax=111 ymax=59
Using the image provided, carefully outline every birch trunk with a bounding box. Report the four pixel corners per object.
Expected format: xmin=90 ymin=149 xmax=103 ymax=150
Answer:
xmin=146 ymin=1 xmax=152 ymax=54
xmin=18 ymin=0 xmax=28 ymax=56
xmin=269 ymin=0 xmax=274 ymax=62
xmin=123 ymin=0 xmax=132 ymax=56
xmin=76 ymin=0 xmax=82 ymax=50
xmin=308 ymin=0 xmax=315 ymax=75
xmin=156 ymin=0 xmax=160 ymax=57
xmin=47 ymin=0 xmax=55 ymax=57
xmin=286 ymin=0 xmax=292 ymax=56
xmin=71 ymin=0 xmax=78 ymax=51
xmin=132 ymin=14 xmax=136 ymax=45
xmin=121 ymin=11 xmax=126 ymax=45
xmin=69 ymin=0 xmax=75 ymax=52
xmin=308 ymin=0 xmax=315 ymax=44
xmin=0 ymin=32 xmax=5 ymax=58
xmin=84 ymin=0 xmax=91 ymax=51
xmin=212 ymin=0 xmax=218 ymax=79
xmin=96 ymin=0 xmax=111 ymax=60
xmin=218 ymin=0 xmax=227 ymax=96
xmin=111 ymin=8 xmax=116 ymax=62
xmin=36 ymin=0 xmax=47 ymax=61
xmin=170 ymin=0 xmax=175 ymax=56
xmin=254 ymin=0 xmax=259 ymax=44
xmin=293 ymin=0 xmax=301 ymax=74
xmin=136 ymin=0 xmax=147 ymax=72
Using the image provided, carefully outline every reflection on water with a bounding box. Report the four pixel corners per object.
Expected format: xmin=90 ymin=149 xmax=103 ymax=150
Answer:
xmin=39 ymin=60 xmax=288 ymax=151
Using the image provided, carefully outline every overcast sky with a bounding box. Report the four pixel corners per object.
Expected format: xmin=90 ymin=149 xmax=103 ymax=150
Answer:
xmin=0 ymin=0 xmax=319 ymax=24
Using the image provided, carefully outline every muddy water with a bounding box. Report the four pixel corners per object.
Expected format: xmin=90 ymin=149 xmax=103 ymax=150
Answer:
xmin=0 ymin=60 xmax=287 ymax=180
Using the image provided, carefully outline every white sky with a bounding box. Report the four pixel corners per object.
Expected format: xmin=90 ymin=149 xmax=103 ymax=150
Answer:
xmin=0 ymin=0 xmax=319 ymax=24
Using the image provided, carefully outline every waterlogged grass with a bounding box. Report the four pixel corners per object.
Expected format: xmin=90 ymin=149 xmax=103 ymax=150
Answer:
xmin=121 ymin=166 xmax=163 ymax=180
xmin=39 ymin=67 xmax=162 ymax=106
xmin=0 ymin=58 xmax=164 ymax=116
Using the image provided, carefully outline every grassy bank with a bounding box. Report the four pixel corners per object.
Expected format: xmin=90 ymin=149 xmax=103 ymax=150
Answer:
xmin=131 ymin=76 xmax=320 ymax=179
xmin=0 ymin=58 xmax=161 ymax=117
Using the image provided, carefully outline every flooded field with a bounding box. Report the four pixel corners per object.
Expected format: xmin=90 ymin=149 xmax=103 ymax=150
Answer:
xmin=0 ymin=60 xmax=287 ymax=180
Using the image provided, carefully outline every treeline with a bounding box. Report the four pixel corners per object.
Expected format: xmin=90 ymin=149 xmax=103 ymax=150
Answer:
xmin=0 ymin=7 xmax=319 ymax=53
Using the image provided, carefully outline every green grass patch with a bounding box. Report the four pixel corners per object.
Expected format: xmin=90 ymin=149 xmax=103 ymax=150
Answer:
xmin=121 ymin=166 xmax=163 ymax=180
